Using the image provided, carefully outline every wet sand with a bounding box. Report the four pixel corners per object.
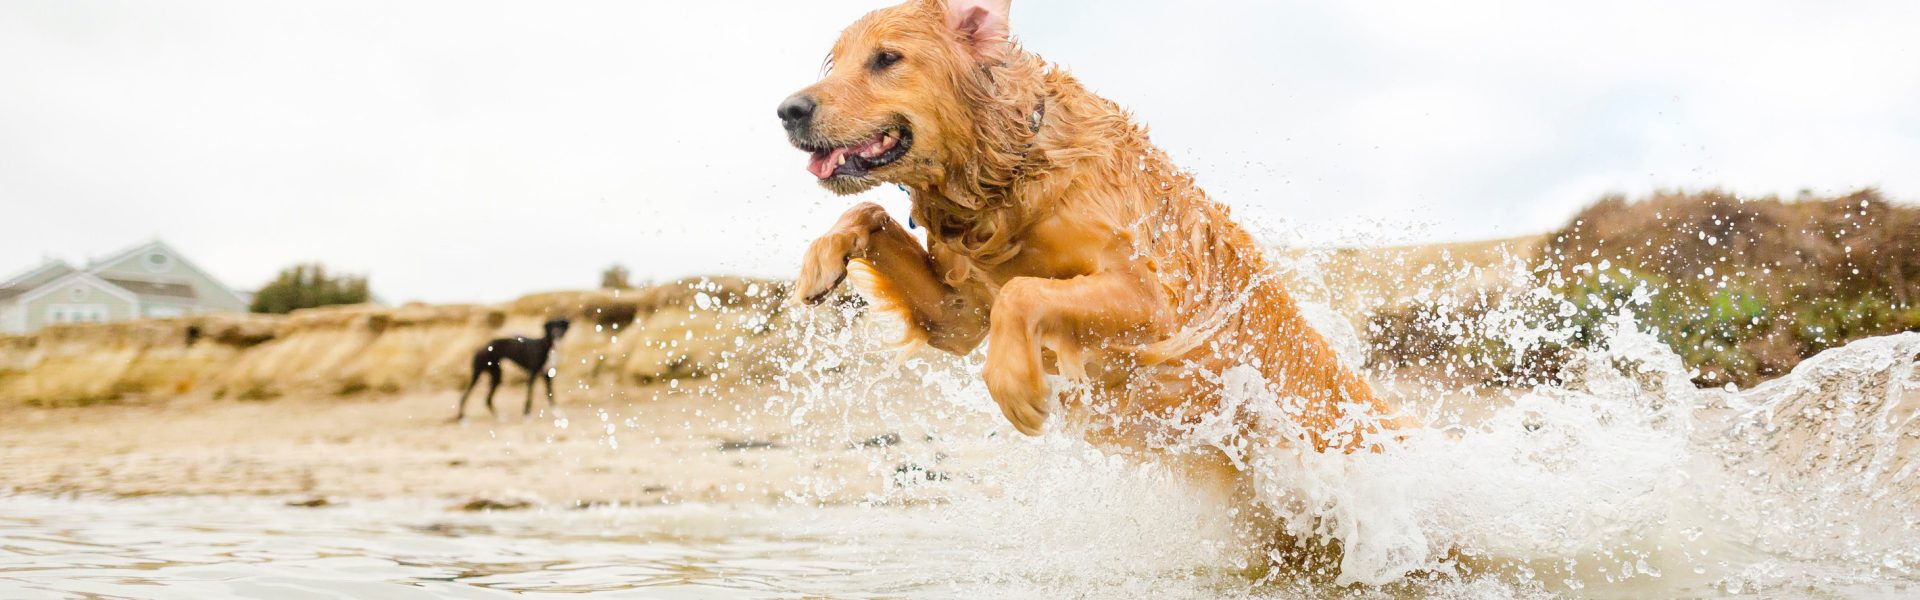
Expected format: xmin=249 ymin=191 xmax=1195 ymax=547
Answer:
xmin=0 ymin=382 xmax=1005 ymax=508
xmin=0 ymin=352 xmax=1547 ymax=511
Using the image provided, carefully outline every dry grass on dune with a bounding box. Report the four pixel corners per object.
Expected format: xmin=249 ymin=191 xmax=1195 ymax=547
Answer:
xmin=9 ymin=190 xmax=1910 ymax=407
xmin=1283 ymin=235 xmax=1545 ymax=322
xmin=0 ymin=314 xmax=276 ymax=407
xmin=0 ymin=277 xmax=854 ymax=408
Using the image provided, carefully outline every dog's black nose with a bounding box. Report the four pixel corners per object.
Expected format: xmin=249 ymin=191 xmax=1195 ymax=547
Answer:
xmin=778 ymin=95 xmax=816 ymax=129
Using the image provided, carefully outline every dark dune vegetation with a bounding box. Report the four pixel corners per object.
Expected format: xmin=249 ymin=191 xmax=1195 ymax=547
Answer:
xmin=1370 ymin=188 xmax=1920 ymax=387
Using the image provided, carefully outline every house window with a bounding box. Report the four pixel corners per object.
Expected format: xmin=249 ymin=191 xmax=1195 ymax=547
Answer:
xmin=145 ymin=252 xmax=173 ymax=273
xmin=146 ymin=305 xmax=186 ymax=319
xmin=46 ymin=304 xmax=109 ymax=324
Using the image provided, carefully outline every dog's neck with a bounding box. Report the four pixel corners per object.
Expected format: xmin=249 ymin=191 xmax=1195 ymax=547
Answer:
xmin=909 ymin=46 xmax=1055 ymax=270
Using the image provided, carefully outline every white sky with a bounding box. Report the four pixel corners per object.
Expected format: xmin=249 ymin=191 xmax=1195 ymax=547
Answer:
xmin=3 ymin=0 xmax=1916 ymax=304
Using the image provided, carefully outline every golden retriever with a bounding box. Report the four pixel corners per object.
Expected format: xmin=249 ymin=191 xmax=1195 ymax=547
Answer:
xmin=779 ymin=0 xmax=1404 ymax=480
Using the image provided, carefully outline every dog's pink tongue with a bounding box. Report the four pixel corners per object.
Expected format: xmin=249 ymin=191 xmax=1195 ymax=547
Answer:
xmin=807 ymin=147 xmax=851 ymax=179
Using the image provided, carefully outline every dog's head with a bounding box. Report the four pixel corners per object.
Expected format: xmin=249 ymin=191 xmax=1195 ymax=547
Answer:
xmin=778 ymin=0 xmax=1013 ymax=195
xmin=543 ymin=318 xmax=571 ymax=339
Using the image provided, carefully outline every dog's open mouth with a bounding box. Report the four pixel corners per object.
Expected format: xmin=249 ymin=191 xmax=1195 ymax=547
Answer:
xmin=802 ymin=126 xmax=912 ymax=180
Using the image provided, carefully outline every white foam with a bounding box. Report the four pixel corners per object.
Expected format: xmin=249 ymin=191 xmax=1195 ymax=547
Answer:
xmin=770 ymin=252 xmax=1920 ymax=595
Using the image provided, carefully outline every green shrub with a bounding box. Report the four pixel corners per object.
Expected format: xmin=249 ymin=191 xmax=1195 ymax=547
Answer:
xmin=601 ymin=264 xmax=633 ymax=290
xmin=250 ymin=264 xmax=372 ymax=314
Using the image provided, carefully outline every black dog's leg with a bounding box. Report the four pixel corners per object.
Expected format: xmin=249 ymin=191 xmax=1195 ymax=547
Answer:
xmin=482 ymin=365 xmax=501 ymax=416
xmin=454 ymin=368 xmax=482 ymax=421
xmin=523 ymin=373 xmax=537 ymax=416
xmin=543 ymin=373 xmax=557 ymax=409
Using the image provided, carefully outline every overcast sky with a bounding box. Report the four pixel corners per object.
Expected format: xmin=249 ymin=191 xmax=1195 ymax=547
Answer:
xmin=3 ymin=0 xmax=1917 ymax=304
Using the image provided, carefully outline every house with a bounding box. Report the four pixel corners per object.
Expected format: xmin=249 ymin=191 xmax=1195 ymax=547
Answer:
xmin=0 ymin=240 xmax=249 ymax=334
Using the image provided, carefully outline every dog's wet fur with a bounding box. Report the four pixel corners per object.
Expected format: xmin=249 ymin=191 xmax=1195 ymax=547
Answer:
xmin=783 ymin=0 xmax=1409 ymax=510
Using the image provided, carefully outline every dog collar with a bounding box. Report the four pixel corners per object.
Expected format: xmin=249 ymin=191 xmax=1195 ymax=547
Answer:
xmin=896 ymin=183 xmax=917 ymax=229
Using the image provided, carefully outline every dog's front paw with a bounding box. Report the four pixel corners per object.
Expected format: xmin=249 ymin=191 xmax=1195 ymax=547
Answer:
xmin=984 ymin=354 xmax=1051 ymax=436
xmin=795 ymin=232 xmax=859 ymax=304
xmin=796 ymin=202 xmax=893 ymax=304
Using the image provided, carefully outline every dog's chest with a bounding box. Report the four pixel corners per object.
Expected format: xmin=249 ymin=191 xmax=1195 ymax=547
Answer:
xmin=935 ymin=215 xmax=1114 ymax=286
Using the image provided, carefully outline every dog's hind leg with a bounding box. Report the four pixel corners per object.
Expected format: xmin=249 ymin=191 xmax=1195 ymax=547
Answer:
xmin=454 ymin=368 xmax=483 ymax=421
xmin=983 ymin=273 xmax=1159 ymax=436
xmin=481 ymin=364 xmax=502 ymax=417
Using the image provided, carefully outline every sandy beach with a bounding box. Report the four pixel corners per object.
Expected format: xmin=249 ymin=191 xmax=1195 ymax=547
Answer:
xmin=0 ymin=379 xmax=1007 ymax=508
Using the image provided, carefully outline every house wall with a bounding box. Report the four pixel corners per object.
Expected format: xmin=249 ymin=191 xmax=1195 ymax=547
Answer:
xmin=91 ymin=244 xmax=249 ymax=314
xmin=0 ymin=303 xmax=23 ymax=335
xmin=22 ymin=280 xmax=136 ymax=331
xmin=140 ymin=301 xmax=194 ymax=319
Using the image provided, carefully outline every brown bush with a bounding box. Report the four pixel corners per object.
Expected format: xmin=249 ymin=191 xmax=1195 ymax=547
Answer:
xmin=1370 ymin=188 xmax=1920 ymax=388
xmin=1545 ymin=188 xmax=1920 ymax=311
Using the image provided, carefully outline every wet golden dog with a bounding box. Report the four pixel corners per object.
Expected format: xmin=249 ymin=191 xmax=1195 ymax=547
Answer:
xmin=780 ymin=0 xmax=1403 ymax=468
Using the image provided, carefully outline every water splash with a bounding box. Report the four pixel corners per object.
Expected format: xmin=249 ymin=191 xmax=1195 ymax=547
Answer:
xmin=757 ymin=242 xmax=1920 ymax=596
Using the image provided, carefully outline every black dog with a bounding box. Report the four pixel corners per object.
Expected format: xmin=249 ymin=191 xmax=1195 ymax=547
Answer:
xmin=455 ymin=318 xmax=570 ymax=420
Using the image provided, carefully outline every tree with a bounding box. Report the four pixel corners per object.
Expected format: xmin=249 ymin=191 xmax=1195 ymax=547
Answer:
xmin=250 ymin=263 xmax=372 ymax=314
xmin=601 ymin=264 xmax=633 ymax=290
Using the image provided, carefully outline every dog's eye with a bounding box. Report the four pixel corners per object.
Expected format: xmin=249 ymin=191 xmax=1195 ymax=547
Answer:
xmin=869 ymin=50 xmax=902 ymax=71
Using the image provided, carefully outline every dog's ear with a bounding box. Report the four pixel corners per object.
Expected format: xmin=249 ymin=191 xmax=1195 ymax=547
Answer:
xmin=944 ymin=0 xmax=1011 ymax=61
